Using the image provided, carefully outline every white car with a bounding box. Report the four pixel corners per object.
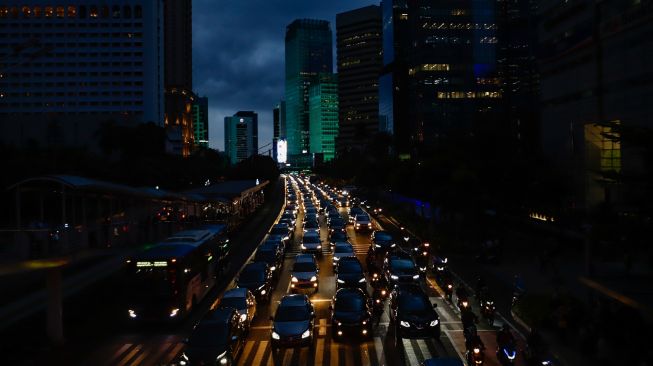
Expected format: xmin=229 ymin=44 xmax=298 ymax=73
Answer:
xmin=354 ymin=214 xmax=372 ymax=231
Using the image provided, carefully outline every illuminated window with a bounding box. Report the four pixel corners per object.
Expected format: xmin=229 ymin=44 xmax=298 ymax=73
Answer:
xmin=0 ymin=7 xmax=7 ymax=18
xmin=451 ymin=9 xmax=467 ymax=16
xmin=422 ymin=64 xmax=450 ymax=72
xmin=399 ymin=13 xmax=408 ymax=20
xmin=33 ymin=6 xmax=41 ymax=17
xmin=45 ymin=6 xmax=54 ymax=17
xmin=67 ymin=6 xmax=76 ymax=17
xmin=56 ymin=6 xmax=64 ymax=18
xmin=22 ymin=6 xmax=31 ymax=17
xmin=89 ymin=6 xmax=98 ymax=18
xmin=585 ymin=121 xmax=621 ymax=173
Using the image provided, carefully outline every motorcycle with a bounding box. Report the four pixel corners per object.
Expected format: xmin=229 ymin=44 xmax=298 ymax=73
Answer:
xmin=497 ymin=342 xmax=517 ymax=365
xmin=478 ymin=291 xmax=496 ymax=326
xmin=438 ymin=271 xmax=454 ymax=301
xmin=456 ymin=286 xmax=470 ymax=312
xmin=465 ymin=334 xmax=485 ymax=366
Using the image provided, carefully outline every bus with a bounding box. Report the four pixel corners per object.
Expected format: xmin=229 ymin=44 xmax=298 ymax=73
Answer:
xmin=125 ymin=226 xmax=228 ymax=321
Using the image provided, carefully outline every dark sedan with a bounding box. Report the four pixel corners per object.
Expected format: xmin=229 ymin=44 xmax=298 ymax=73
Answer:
xmin=178 ymin=308 xmax=245 ymax=366
xmin=271 ymin=294 xmax=315 ymax=349
xmin=236 ymin=262 xmax=273 ymax=302
xmin=254 ymin=243 xmax=284 ymax=277
xmin=384 ymin=250 xmax=420 ymax=286
xmin=335 ymin=257 xmax=367 ymax=290
xmin=389 ymin=285 xmax=440 ymax=341
xmin=330 ymin=288 xmax=373 ymax=340
xmin=371 ymin=231 xmax=397 ymax=254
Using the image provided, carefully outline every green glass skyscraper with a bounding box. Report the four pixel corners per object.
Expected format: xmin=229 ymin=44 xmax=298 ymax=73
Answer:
xmin=285 ymin=19 xmax=333 ymax=165
xmin=309 ymin=74 xmax=339 ymax=162
xmin=192 ymin=96 xmax=209 ymax=149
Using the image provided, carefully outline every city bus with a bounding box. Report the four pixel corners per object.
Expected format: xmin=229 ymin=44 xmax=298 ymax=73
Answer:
xmin=125 ymin=226 xmax=228 ymax=321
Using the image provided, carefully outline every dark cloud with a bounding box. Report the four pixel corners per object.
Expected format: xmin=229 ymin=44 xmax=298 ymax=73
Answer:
xmin=192 ymin=0 xmax=379 ymax=151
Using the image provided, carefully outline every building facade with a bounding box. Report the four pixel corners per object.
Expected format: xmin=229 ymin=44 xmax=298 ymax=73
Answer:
xmin=192 ymin=96 xmax=208 ymax=148
xmin=379 ymin=0 xmax=503 ymax=155
xmin=336 ymin=5 xmax=382 ymax=154
xmin=0 ymin=1 xmax=165 ymax=148
xmin=272 ymin=100 xmax=286 ymax=162
xmin=309 ymin=73 xmax=338 ymax=162
xmin=284 ymin=19 xmax=333 ymax=165
xmin=163 ymin=0 xmax=193 ymax=156
xmin=224 ymin=111 xmax=258 ymax=165
xmin=539 ymin=0 xmax=653 ymax=210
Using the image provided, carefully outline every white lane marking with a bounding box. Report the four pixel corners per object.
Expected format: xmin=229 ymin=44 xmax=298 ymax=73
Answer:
xmin=402 ymin=338 xmax=420 ymax=365
xmin=443 ymin=329 xmax=466 ymax=362
xmin=417 ymin=339 xmax=432 ymax=360
xmin=252 ymin=340 xmax=268 ymax=365
xmin=316 ymin=338 xmax=325 ymax=365
xmin=319 ymin=318 xmax=327 ymax=336
xmin=374 ymin=336 xmax=386 ymax=365
xmin=105 ymin=343 xmax=133 ymax=366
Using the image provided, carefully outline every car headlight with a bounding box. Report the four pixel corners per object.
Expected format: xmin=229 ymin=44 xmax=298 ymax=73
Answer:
xmin=368 ymin=223 xmax=372 ymax=226
xmin=301 ymin=329 xmax=311 ymax=339
xmin=333 ymin=256 xmax=341 ymax=261
xmin=412 ymin=274 xmax=420 ymax=279
xmin=179 ymin=353 xmax=188 ymax=365
xmin=170 ymin=308 xmax=180 ymax=317
xmin=419 ymin=267 xmax=427 ymax=272
xmin=362 ymin=320 xmax=367 ymax=325
xmin=447 ymin=284 xmax=453 ymax=289
xmin=373 ymin=273 xmax=378 ymax=278
xmin=337 ymin=279 xmax=345 ymax=283
xmin=358 ymin=278 xmax=366 ymax=283
xmin=310 ymin=276 xmax=317 ymax=282
xmin=217 ymin=350 xmax=228 ymax=364
xmin=390 ymin=243 xmax=396 ymax=248
xmin=292 ymin=276 xmax=298 ymax=283
xmin=430 ymin=319 xmax=439 ymax=327
xmin=400 ymin=321 xmax=411 ymax=328
xmin=375 ymin=244 xmax=381 ymax=248
xmin=260 ymin=290 xmax=267 ymax=295
xmin=473 ymin=348 xmax=481 ymax=354
xmin=128 ymin=309 xmax=137 ymax=318
xmin=391 ymin=275 xmax=399 ymax=280
xmin=301 ymin=244 xmax=306 ymax=249
xmin=317 ymin=245 xmax=322 ymax=249
xmin=240 ymin=313 xmax=248 ymax=322
xmin=272 ymin=331 xmax=280 ymax=340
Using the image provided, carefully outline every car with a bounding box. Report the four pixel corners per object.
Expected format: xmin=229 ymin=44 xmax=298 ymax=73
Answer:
xmin=328 ymin=218 xmax=346 ymax=233
xmin=348 ymin=206 xmax=365 ymax=223
xmin=389 ymin=284 xmax=440 ymax=341
xmin=270 ymin=223 xmax=293 ymax=241
xmin=302 ymin=219 xmax=320 ymax=233
xmin=236 ymin=262 xmax=273 ymax=302
xmin=271 ymin=294 xmax=315 ymax=349
xmin=335 ymin=256 xmax=366 ymax=290
xmin=290 ymin=254 xmax=319 ymax=293
xmin=254 ymin=243 xmax=284 ymax=277
xmin=285 ymin=204 xmax=298 ymax=215
xmin=280 ymin=212 xmax=297 ymax=226
xmin=326 ymin=205 xmax=339 ymax=215
xmin=329 ymin=229 xmax=349 ymax=248
xmin=218 ymin=288 xmax=257 ymax=329
xmin=301 ymin=232 xmax=322 ymax=255
xmin=305 ymin=207 xmax=318 ymax=216
xmin=354 ymin=214 xmax=373 ymax=231
xmin=332 ymin=242 xmax=355 ymax=267
xmin=384 ymin=250 xmax=420 ymax=285
xmin=330 ymin=288 xmax=373 ymax=340
xmin=371 ymin=231 xmax=397 ymax=254
xmin=179 ymin=308 xmax=246 ymax=366
xmin=338 ymin=197 xmax=350 ymax=207
xmin=327 ymin=212 xmax=342 ymax=225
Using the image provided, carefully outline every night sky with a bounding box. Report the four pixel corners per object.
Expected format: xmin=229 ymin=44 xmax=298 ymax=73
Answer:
xmin=192 ymin=0 xmax=379 ymax=152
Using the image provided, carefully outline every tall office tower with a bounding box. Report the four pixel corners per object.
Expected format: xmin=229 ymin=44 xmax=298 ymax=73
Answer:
xmin=309 ymin=74 xmax=338 ymax=162
xmin=192 ymin=96 xmax=208 ymax=148
xmin=163 ymin=0 xmax=194 ymax=156
xmin=272 ymin=101 xmax=286 ymax=162
xmin=336 ymin=5 xmax=382 ymax=154
xmin=224 ymin=111 xmax=258 ymax=165
xmin=497 ymin=0 xmax=540 ymax=155
xmin=284 ymin=19 xmax=333 ymax=166
xmin=539 ymin=0 xmax=653 ymax=209
xmin=0 ymin=1 xmax=164 ymax=149
xmin=379 ymin=0 xmax=503 ymax=155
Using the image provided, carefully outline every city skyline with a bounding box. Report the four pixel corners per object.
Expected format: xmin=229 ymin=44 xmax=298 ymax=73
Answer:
xmin=192 ymin=0 xmax=378 ymax=151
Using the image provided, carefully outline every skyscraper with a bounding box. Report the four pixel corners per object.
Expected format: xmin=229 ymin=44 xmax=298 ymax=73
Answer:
xmin=336 ymin=5 xmax=382 ymax=154
xmin=192 ymin=96 xmax=209 ymax=149
xmin=163 ymin=0 xmax=194 ymax=156
xmin=272 ymin=101 xmax=286 ymax=162
xmin=309 ymin=74 xmax=338 ymax=162
xmin=0 ymin=1 xmax=164 ymax=148
xmin=284 ymin=19 xmax=333 ymax=166
xmin=379 ymin=0 xmax=503 ymax=155
xmin=224 ymin=111 xmax=258 ymax=165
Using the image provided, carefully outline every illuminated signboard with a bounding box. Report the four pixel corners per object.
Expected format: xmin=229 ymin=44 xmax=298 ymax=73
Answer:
xmin=277 ymin=139 xmax=287 ymax=163
xmin=136 ymin=261 xmax=168 ymax=267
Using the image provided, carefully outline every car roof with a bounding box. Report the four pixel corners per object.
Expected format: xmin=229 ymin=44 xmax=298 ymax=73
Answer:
xmin=394 ymin=283 xmax=426 ymax=296
xmin=273 ymin=223 xmax=289 ymax=228
xmin=206 ymin=307 xmax=237 ymax=323
xmin=294 ymin=254 xmax=316 ymax=263
xmin=279 ymin=294 xmax=309 ymax=307
xmin=243 ymin=262 xmax=267 ymax=272
xmin=387 ymin=250 xmax=413 ymax=260
xmin=334 ymin=242 xmax=353 ymax=248
xmin=337 ymin=256 xmax=361 ymax=265
xmin=223 ymin=287 xmax=248 ymax=298
xmin=335 ymin=287 xmax=367 ymax=299
xmin=303 ymin=231 xmax=319 ymax=238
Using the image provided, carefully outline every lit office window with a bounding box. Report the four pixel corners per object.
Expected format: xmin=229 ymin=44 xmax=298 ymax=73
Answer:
xmin=56 ymin=6 xmax=64 ymax=18
xmin=67 ymin=6 xmax=77 ymax=18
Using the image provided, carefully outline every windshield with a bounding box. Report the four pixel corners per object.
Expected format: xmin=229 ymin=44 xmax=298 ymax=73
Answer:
xmin=335 ymin=295 xmax=365 ymax=312
xmin=331 ymin=232 xmax=347 ymax=241
xmin=375 ymin=232 xmax=393 ymax=241
xmin=335 ymin=245 xmax=354 ymax=254
xmin=356 ymin=215 xmax=370 ymax=221
xmin=239 ymin=268 xmax=265 ymax=283
xmin=338 ymin=261 xmax=362 ymax=274
xmin=304 ymin=221 xmax=318 ymax=228
xmin=293 ymin=262 xmax=317 ymax=272
xmin=254 ymin=251 xmax=276 ymax=263
xmin=276 ymin=305 xmax=309 ymax=322
xmin=303 ymin=235 xmax=320 ymax=244
xmin=330 ymin=219 xmax=344 ymax=226
xmin=188 ymin=323 xmax=228 ymax=348
xmin=391 ymin=259 xmax=416 ymax=271
xmin=270 ymin=227 xmax=287 ymax=235
xmin=129 ymin=268 xmax=174 ymax=299
xmin=398 ymin=294 xmax=431 ymax=313
xmin=220 ymin=297 xmax=246 ymax=310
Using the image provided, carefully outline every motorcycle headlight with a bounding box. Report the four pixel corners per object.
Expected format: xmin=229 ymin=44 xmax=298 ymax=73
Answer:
xmin=301 ymin=244 xmax=306 ymax=249
xmin=170 ymin=308 xmax=180 ymax=317
xmin=260 ymin=290 xmax=267 ymax=295
xmin=412 ymin=274 xmax=420 ymax=279
xmin=270 ymin=266 xmax=276 ymax=271
xmin=400 ymin=321 xmax=411 ymax=328
xmin=430 ymin=319 xmax=439 ymax=327
xmin=292 ymin=276 xmax=298 ymax=283
xmin=462 ymin=301 xmax=468 ymax=307
xmin=473 ymin=348 xmax=480 ymax=354
xmin=301 ymin=329 xmax=311 ymax=339
xmin=447 ymin=284 xmax=453 ymax=289
xmin=358 ymin=278 xmax=366 ymax=283
xmin=240 ymin=313 xmax=247 ymax=322
xmin=373 ymin=273 xmax=378 ymax=278
xmin=310 ymin=276 xmax=317 ymax=282
xmin=272 ymin=331 xmax=280 ymax=340
xmin=317 ymin=245 xmax=322 ymax=249
xmin=128 ymin=309 xmax=137 ymax=318
xmin=391 ymin=243 xmax=396 ymax=248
